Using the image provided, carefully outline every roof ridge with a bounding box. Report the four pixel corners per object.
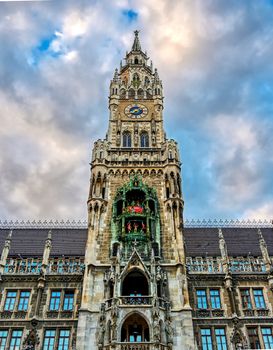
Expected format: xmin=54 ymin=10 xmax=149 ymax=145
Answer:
xmin=184 ymin=219 xmax=273 ymax=228
xmin=0 ymin=219 xmax=272 ymax=229
xmin=0 ymin=220 xmax=88 ymax=229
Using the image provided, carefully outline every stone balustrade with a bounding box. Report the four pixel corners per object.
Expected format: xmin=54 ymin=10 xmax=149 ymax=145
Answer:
xmin=186 ymin=256 xmax=266 ymax=273
xmin=4 ymin=257 xmax=84 ymax=275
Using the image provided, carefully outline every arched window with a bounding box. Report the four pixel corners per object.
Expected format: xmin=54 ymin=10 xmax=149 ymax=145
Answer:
xmin=146 ymin=89 xmax=152 ymax=99
xmin=122 ymin=270 xmax=149 ymax=297
xmin=140 ymin=132 xmax=149 ymax=147
xmin=134 ymin=57 xmax=139 ymax=64
xmin=138 ymin=89 xmax=144 ymax=99
xmin=120 ymin=89 xmax=126 ymax=98
xmin=123 ymin=131 xmax=132 ymax=147
xmin=121 ymin=314 xmax=150 ymax=343
xmin=132 ymin=74 xmax=140 ymax=88
xmin=128 ymin=88 xmax=135 ymax=99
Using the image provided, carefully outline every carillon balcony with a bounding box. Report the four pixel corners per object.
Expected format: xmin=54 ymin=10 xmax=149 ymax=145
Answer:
xmin=4 ymin=257 xmax=85 ymax=275
xmin=105 ymin=296 xmax=168 ymax=309
xmin=104 ymin=343 xmax=169 ymax=350
xmin=121 ymin=296 xmax=152 ymax=305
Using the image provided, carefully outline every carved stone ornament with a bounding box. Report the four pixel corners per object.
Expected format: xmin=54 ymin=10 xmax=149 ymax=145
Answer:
xmin=111 ymin=299 xmax=119 ymax=341
xmin=22 ymin=329 xmax=40 ymax=350
xmin=230 ymin=320 xmax=248 ymax=350
xmin=97 ymin=303 xmax=106 ymax=347
xmin=104 ymin=266 xmax=115 ymax=285
xmin=165 ymin=318 xmax=174 ymax=345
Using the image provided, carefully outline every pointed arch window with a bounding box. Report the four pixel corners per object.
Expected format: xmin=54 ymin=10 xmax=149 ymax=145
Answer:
xmin=123 ymin=131 xmax=132 ymax=148
xmin=132 ymin=74 xmax=140 ymax=88
xmin=140 ymin=131 xmax=149 ymax=148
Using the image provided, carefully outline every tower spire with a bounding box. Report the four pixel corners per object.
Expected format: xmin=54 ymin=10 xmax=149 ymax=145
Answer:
xmin=132 ymin=30 xmax=141 ymax=51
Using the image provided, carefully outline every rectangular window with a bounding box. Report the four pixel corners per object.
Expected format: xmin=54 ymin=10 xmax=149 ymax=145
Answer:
xmin=4 ymin=291 xmax=17 ymax=311
xmin=201 ymin=329 xmax=213 ymax=350
xmin=49 ymin=291 xmax=61 ymax=311
xmin=63 ymin=291 xmax=74 ymax=311
xmin=8 ymin=330 xmax=23 ymax=350
xmin=210 ymin=289 xmax=221 ymax=309
xmin=248 ymin=327 xmax=261 ymax=349
xmin=262 ymin=328 xmax=273 ymax=349
xmin=43 ymin=330 xmax=56 ymax=350
xmin=241 ymin=289 xmax=252 ymax=309
xmin=58 ymin=330 xmax=70 ymax=350
xmin=196 ymin=289 xmax=208 ymax=309
xmin=18 ymin=291 xmax=30 ymax=311
xmin=215 ymin=328 xmax=227 ymax=350
xmin=0 ymin=330 xmax=8 ymax=350
xmin=253 ymin=289 xmax=266 ymax=309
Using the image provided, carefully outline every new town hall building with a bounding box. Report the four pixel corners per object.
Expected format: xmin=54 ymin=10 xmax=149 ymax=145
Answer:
xmin=0 ymin=32 xmax=273 ymax=350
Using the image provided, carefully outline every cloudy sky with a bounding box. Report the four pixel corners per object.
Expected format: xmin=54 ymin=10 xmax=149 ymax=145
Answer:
xmin=0 ymin=0 xmax=272 ymax=222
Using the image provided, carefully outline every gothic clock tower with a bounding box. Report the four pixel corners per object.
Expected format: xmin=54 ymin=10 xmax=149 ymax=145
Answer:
xmin=77 ymin=31 xmax=196 ymax=350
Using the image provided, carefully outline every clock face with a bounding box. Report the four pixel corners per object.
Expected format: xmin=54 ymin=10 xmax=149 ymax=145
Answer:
xmin=125 ymin=104 xmax=148 ymax=118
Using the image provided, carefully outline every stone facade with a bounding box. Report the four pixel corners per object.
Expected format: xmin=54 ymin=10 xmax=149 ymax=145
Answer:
xmin=0 ymin=32 xmax=273 ymax=350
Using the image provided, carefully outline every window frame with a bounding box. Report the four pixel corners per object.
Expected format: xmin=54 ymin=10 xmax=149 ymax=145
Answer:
xmin=240 ymin=288 xmax=252 ymax=310
xmin=261 ymin=327 xmax=273 ymax=349
xmin=209 ymin=289 xmax=221 ymax=309
xmin=0 ymin=330 xmax=8 ymax=350
xmin=4 ymin=291 xmax=17 ymax=312
xmin=140 ymin=131 xmax=149 ymax=148
xmin=57 ymin=329 xmax=70 ymax=350
xmin=8 ymin=329 xmax=23 ymax=350
xmin=122 ymin=131 xmax=132 ymax=148
xmin=195 ymin=288 xmax=222 ymax=310
xmin=43 ymin=329 xmax=56 ymax=350
xmin=49 ymin=290 xmax=61 ymax=311
xmin=62 ymin=291 xmax=74 ymax=311
xmin=200 ymin=327 xmax=228 ymax=350
xmin=196 ymin=289 xmax=208 ymax=309
xmin=240 ymin=287 xmax=267 ymax=311
xmin=200 ymin=328 xmax=213 ymax=350
xmin=18 ymin=290 xmax=31 ymax=312
xmin=247 ymin=327 xmax=261 ymax=349
xmin=253 ymin=288 xmax=266 ymax=309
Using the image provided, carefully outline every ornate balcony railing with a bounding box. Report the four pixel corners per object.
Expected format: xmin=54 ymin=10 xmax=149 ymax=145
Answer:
xmin=186 ymin=256 xmax=266 ymax=273
xmin=186 ymin=257 xmax=223 ymax=273
xmin=4 ymin=257 xmax=84 ymax=275
xmin=47 ymin=258 xmax=85 ymax=274
xmin=229 ymin=257 xmax=266 ymax=273
xmin=120 ymin=343 xmax=150 ymax=350
xmin=4 ymin=258 xmax=42 ymax=274
xmin=121 ymin=296 xmax=152 ymax=305
xmin=116 ymin=344 xmax=168 ymax=350
xmin=195 ymin=309 xmax=224 ymax=318
xmin=243 ymin=309 xmax=269 ymax=317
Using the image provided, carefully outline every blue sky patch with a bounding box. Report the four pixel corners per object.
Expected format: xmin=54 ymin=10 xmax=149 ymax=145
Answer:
xmin=122 ymin=9 xmax=138 ymax=22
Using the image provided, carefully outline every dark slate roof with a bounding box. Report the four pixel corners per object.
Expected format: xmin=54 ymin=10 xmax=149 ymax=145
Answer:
xmin=0 ymin=225 xmax=272 ymax=258
xmin=184 ymin=227 xmax=273 ymax=257
xmin=0 ymin=228 xmax=87 ymax=257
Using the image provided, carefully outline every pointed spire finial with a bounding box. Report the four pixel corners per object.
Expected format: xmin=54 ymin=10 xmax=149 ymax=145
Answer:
xmin=218 ymin=228 xmax=224 ymax=239
xmin=47 ymin=229 xmax=52 ymax=240
xmin=113 ymin=68 xmax=118 ymax=82
xmin=7 ymin=229 xmax=13 ymax=239
xmin=154 ymin=68 xmax=159 ymax=82
xmin=257 ymin=228 xmax=263 ymax=239
xmin=132 ymin=30 xmax=141 ymax=51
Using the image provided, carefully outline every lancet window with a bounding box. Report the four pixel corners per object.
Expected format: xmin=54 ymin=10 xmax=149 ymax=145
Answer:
xmin=122 ymin=131 xmax=132 ymax=148
xmin=140 ymin=131 xmax=149 ymax=148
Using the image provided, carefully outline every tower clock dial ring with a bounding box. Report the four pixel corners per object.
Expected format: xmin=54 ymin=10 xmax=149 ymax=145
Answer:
xmin=125 ymin=104 xmax=148 ymax=118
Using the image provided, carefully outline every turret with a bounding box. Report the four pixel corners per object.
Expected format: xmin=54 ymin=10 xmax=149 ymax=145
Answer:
xmin=0 ymin=229 xmax=12 ymax=276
